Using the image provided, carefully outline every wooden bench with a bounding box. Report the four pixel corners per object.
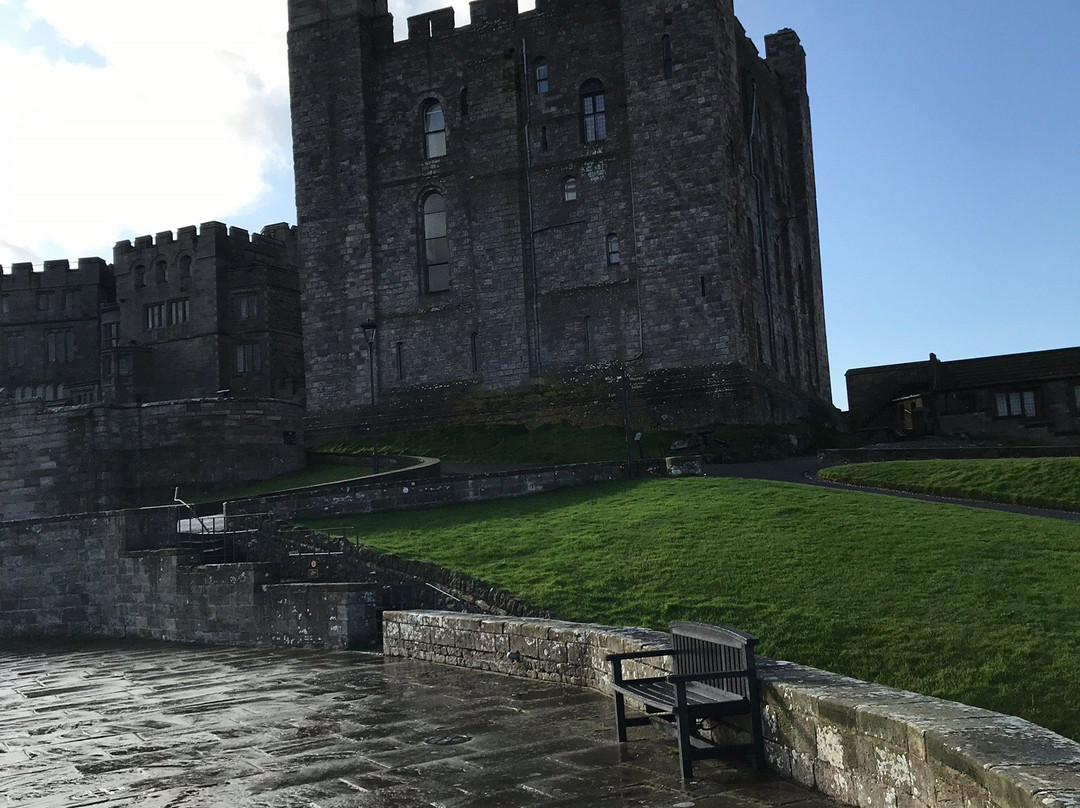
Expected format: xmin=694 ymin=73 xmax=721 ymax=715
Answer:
xmin=607 ymin=622 xmax=766 ymax=779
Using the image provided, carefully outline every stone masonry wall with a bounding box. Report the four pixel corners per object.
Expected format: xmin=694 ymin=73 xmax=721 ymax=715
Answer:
xmin=383 ymin=611 xmax=1080 ymax=808
xmin=0 ymin=508 xmax=376 ymax=649
xmin=225 ymin=460 xmax=630 ymax=520
xmin=288 ymin=0 xmax=833 ymax=419
xmin=0 ymin=397 xmax=305 ymax=521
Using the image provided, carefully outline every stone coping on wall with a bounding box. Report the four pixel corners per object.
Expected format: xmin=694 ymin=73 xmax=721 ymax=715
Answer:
xmin=382 ymin=611 xmax=1080 ymax=808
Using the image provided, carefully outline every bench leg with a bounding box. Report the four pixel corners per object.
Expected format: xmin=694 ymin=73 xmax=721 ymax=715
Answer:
xmin=613 ymin=691 xmax=628 ymax=743
xmin=674 ymin=686 xmax=694 ymax=780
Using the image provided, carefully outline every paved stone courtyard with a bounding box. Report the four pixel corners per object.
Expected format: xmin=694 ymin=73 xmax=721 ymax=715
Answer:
xmin=0 ymin=641 xmax=838 ymax=808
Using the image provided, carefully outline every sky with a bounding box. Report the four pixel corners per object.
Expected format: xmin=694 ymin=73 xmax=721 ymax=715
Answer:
xmin=1 ymin=0 xmax=1077 ymax=410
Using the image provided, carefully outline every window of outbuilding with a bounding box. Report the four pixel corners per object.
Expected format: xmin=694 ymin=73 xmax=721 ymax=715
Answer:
xmin=662 ymin=34 xmax=674 ymax=79
xmin=606 ymin=233 xmax=621 ymax=265
xmin=422 ymin=192 xmax=450 ymax=293
xmin=995 ymin=390 xmax=1036 ymax=418
xmin=423 ymin=100 xmax=447 ymax=159
xmin=580 ymin=79 xmax=606 ymax=143
xmin=536 ymin=60 xmax=549 ymax=94
xmin=563 ymin=177 xmax=578 ymax=202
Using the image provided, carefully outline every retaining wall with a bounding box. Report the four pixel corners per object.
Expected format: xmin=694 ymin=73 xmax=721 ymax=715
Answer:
xmin=225 ymin=461 xmax=632 ymax=520
xmin=0 ymin=508 xmax=375 ymax=648
xmin=383 ymin=611 xmax=1080 ymax=808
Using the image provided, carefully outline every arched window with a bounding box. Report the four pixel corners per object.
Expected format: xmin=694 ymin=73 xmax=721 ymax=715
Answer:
xmin=662 ymin=34 xmax=674 ymax=79
xmin=423 ymin=100 xmax=446 ymax=158
xmin=580 ymin=79 xmax=606 ymax=143
xmin=178 ymin=255 xmax=192 ymax=279
xmin=606 ymin=233 xmax=621 ymax=265
xmin=563 ymin=177 xmax=578 ymax=202
xmin=423 ymin=193 xmax=450 ymax=293
xmin=155 ymin=260 xmax=167 ymax=284
xmin=134 ymin=264 xmax=146 ymax=288
xmin=535 ymin=59 xmax=549 ymax=94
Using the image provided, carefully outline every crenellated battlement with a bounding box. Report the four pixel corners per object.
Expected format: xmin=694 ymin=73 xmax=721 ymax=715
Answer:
xmin=0 ymin=257 xmax=111 ymax=292
xmin=113 ymin=222 xmax=299 ymax=274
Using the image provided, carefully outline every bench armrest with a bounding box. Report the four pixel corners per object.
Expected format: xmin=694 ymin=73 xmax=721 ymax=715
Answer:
xmin=667 ymin=668 xmax=754 ymax=684
xmin=605 ymin=649 xmax=672 ymax=662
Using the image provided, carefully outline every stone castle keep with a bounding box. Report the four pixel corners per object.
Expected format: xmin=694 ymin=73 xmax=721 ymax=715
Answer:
xmin=288 ymin=0 xmax=832 ymax=424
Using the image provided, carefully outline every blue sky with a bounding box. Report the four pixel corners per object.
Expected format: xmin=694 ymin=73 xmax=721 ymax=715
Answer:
xmin=1 ymin=1 xmax=1077 ymax=409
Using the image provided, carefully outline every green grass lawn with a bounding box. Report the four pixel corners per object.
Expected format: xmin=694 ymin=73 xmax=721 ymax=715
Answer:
xmin=317 ymin=422 xmax=859 ymax=465
xmin=819 ymin=458 xmax=1080 ymax=512
xmin=305 ymin=478 xmax=1080 ymax=741
xmin=189 ymin=462 xmax=373 ymax=504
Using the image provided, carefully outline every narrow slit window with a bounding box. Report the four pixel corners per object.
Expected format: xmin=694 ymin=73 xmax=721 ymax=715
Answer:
xmin=583 ymin=316 xmax=592 ymax=361
xmin=396 ymin=341 xmax=404 ymax=380
xmin=460 ymin=86 xmax=469 ymax=116
xmin=662 ymin=34 xmax=674 ymax=79
xmin=470 ymin=331 xmax=479 ymax=373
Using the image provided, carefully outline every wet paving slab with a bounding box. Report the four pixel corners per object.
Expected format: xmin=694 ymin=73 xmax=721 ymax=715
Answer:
xmin=0 ymin=641 xmax=839 ymax=808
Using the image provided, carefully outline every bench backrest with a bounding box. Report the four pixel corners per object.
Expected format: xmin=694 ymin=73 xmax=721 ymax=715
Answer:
xmin=670 ymin=622 xmax=759 ymax=700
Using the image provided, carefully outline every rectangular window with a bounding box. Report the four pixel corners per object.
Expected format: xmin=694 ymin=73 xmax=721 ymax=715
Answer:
xmin=582 ymin=91 xmax=606 ymax=142
xmin=37 ymin=292 xmax=52 ymax=312
xmin=61 ymin=289 xmax=78 ymax=311
xmin=4 ymin=331 xmax=24 ymax=368
xmin=1 ymin=295 xmax=10 ymax=314
xmin=396 ymin=341 xmax=404 ymax=380
xmin=470 ymin=331 xmax=479 ymax=373
xmin=236 ymin=292 xmax=258 ymax=319
xmin=46 ymin=329 xmax=75 ymax=363
xmin=235 ymin=343 xmax=260 ymax=374
xmin=169 ymin=298 xmax=189 ymax=325
xmin=996 ymin=390 xmax=1037 ymax=418
xmin=118 ymin=354 xmax=133 ymax=376
xmin=145 ymin=303 xmax=166 ymax=330
xmin=103 ymin=322 xmax=119 ymax=348
xmin=1022 ymin=391 xmax=1036 ymax=418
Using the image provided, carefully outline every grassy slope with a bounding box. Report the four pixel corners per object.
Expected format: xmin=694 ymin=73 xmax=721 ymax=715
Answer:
xmin=306 ymin=478 xmax=1080 ymax=741
xmin=819 ymin=458 xmax=1080 ymax=512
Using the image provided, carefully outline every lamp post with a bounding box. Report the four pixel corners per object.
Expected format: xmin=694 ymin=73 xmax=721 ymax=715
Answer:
xmin=361 ymin=321 xmax=379 ymax=474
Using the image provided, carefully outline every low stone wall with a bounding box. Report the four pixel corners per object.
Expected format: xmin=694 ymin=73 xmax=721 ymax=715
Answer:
xmin=821 ymin=446 xmax=1080 ymax=464
xmin=225 ymin=461 xmax=629 ymax=520
xmin=383 ymin=611 xmax=1080 ymax=808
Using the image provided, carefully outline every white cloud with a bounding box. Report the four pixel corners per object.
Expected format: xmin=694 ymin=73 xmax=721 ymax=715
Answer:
xmin=0 ymin=0 xmax=535 ymax=268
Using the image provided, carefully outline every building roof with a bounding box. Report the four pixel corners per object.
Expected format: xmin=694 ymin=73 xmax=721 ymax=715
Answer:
xmin=938 ymin=346 xmax=1080 ymax=390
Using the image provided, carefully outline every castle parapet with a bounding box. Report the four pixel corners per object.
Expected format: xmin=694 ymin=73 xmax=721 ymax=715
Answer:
xmin=407 ymin=7 xmax=455 ymax=41
xmin=288 ymin=0 xmax=389 ymax=30
xmin=469 ymin=0 xmax=517 ymax=25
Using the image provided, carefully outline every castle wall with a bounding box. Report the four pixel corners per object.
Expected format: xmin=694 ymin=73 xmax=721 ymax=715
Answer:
xmin=0 ymin=398 xmax=306 ymax=522
xmin=0 ymin=509 xmax=375 ymax=649
xmin=0 ymin=258 xmax=111 ymax=404
xmin=287 ymin=0 xmax=833 ymax=422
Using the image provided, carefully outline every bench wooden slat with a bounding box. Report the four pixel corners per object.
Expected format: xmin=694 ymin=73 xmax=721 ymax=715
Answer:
xmin=609 ymin=622 xmax=766 ymax=779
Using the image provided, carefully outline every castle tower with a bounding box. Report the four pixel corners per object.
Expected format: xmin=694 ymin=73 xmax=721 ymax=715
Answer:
xmin=287 ymin=0 xmax=833 ymax=424
xmin=288 ymin=0 xmax=391 ymax=412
